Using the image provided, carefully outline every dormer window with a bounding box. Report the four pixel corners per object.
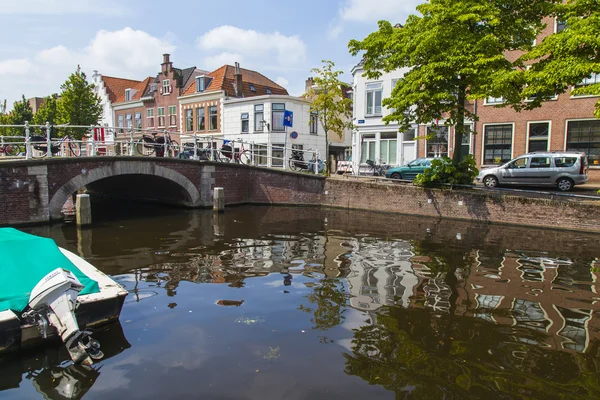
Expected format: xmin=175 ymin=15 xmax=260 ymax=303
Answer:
xmin=249 ymin=84 xmax=256 ymax=93
xmin=266 ymin=88 xmax=272 ymax=94
xmin=125 ymin=88 xmax=131 ymax=102
xmin=196 ymin=76 xmax=212 ymax=93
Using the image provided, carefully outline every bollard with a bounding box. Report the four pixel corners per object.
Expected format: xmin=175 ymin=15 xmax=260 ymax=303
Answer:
xmin=76 ymin=194 xmax=92 ymax=226
xmin=213 ymin=187 xmax=225 ymax=213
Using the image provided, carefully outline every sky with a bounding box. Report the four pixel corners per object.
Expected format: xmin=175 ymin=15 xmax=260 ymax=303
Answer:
xmin=0 ymin=0 xmax=421 ymax=109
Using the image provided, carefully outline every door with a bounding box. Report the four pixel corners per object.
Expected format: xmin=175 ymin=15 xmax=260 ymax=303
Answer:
xmin=500 ymin=157 xmax=529 ymax=184
xmin=400 ymin=129 xmax=416 ymax=165
xmin=526 ymin=156 xmax=553 ymax=185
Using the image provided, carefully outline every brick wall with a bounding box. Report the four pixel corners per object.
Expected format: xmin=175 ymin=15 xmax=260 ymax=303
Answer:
xmin=322 ymin=179 xmax=600 ymax=233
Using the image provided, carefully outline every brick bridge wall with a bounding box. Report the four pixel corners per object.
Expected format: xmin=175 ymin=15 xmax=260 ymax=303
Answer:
xmin=0 ymin=157 xmax=325 ymax=226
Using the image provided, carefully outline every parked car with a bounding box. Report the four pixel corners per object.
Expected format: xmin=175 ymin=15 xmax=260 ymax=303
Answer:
xmin=385 ymin=158 xmax=437 ymax=180
xmin=475 ymin=151 xmax=588 ymax=192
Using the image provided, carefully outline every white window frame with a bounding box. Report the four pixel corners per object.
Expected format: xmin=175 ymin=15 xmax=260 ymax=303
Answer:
xmin=134 ymin=112 xmax=142 ymax=130
xmin=524 ymin=66 xmax=558 ymax=102
xmin=196 ymin=76 xmax=210 ymax=93
xmin=146 ymin=108 xmax=155 ymax=128
xmin=425 ymin=125 xmax=450 ymax=158
xmin=360 ymin=134 xmax=377 ymax=164
xmin=458 ymin=123 xmax=475 ymax=157
xmin=483 ymin=96 xmax=505 ymax=105
xmin=271 ymin=103 xmax=286 ymax=132
xmin=241 ymin=113 xmax=249 ymax=133
xmin=563 ymin=118 xmax=600 ymax=164
xmin=157 ymin=107 xmax=165 ymax=127
xmin=526 ymin=120 xmax=552 ymax=153
xmin=481 ymin=122 xmax=515 ymax=166
xmin=554 ymin=18 xmax=567 ymax=33
xmin=125 ymin=88 xmax=131 ymax=102
xmin=379 ymin=132 xmax=399 ymax=165
xmin=365 ymin=81 xmax=383 ymax=116
xmin=168 ymin=105 xmax=177 ymax=127
xmin=208 ymin=105 xmax=218 ymax=131
xmin=571 ymin=73 xmax=600 ymax=99
xmin=162 ymin=79 xmax=171 ymax=95
xmin=309 ymin=112 xmax=318 ymax=134
xmin=254 ymin=104 xmax=264 ymax=132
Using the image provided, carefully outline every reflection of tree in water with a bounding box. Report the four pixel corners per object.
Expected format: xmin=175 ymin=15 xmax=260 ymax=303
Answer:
xmin=299 ymin=278 xmax=348 ymax=330
xmin=343 ymin=305 xmax=600 ymax=399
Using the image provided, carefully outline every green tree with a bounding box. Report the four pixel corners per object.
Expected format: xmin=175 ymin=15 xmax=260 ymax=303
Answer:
xmin=521 ymin=0 xmax=600 ymax=117
xmin=57 ymin=66 xmax=102 ymax=139
xmin=5 ymin=95 xmax=34 ymax=136
xmin=349 ymin=0 xmax=555 ymax=165
xmin=33 ymin=94 xmax=60 ymax=137
xmin=305 ymin=60 xmax=353 ymax=174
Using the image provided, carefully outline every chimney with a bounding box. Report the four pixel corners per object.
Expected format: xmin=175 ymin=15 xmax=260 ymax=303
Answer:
xmin=305 ymin=77 xmax=314 ymax=93
xmin=162 ymin=53 xmax=172 ymax=75
xmin=234 ymin=62 xmax=243 ymax=98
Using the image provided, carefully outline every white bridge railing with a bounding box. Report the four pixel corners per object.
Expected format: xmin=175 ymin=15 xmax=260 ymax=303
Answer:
xmin=0 ymin=122 xmax=323 ymax=174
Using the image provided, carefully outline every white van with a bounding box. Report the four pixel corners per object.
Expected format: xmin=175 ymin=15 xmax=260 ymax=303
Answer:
xmin=475 ymin=152 xmax=588 ymax=192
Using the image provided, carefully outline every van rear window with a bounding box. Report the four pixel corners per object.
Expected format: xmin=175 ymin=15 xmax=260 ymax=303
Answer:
xmin=554 ymin=157 xmax=577 ymax=167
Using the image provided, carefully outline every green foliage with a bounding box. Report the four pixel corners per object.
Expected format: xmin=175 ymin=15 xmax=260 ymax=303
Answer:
xmin=305 ymin=60 xmax=353 ymax=174
xmin=1 ymin=96 xmax=34 ymax=136
xmin=57 ymin=65 xmax=102 ymax=139
xmin=298 ymin=277 xmax=347 ymax=330
xmin=348 ymin=0 xmax=555 ymax=164
xmin=521 ymin=0 xmax=600 ymax=117
xmin=33 ymin=94 xmax=60 ymax=137
xmin=413 ymin=155 xmax=479 ymax=187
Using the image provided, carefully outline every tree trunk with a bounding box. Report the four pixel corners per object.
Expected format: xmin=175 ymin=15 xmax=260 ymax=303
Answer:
xmin=452 ymin=86 xmax=467 ymax=166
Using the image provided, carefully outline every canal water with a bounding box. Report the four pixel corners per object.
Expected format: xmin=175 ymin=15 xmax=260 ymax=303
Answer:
xmin=1 ymin=204 xmax=599 ymax=399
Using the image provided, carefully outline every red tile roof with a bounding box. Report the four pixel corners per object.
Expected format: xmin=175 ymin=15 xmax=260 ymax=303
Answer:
xmin=182 ymin=65 xmax=288 ymax=97
xmin=112 ymin=76 xmax=154 ymax=104
xmin=101 ymin=76 xmax=142 ymax=103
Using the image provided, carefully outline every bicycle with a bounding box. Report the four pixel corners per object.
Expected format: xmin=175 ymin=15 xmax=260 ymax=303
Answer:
xmin=365 ymin=159 xmax=388 ymax=176
xmin=30 ymin=134 xmax=81 ymax=158
xmin=0 ymin=141 xmax=23 ymax=156
xmin=289 ymin=149 xmax=324 ymax=173
xmin=218 ymin=140 xmax=251 ymax=164
xmin=135 ymin=131 xmax=179 ymax=157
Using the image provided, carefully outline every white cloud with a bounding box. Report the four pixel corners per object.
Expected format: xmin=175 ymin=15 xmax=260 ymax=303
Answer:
xmin=275 ymin=76 xmax=289 ymax=88
xmin=0 ymin=27 xmax=175 ymax=108
xmin=0 ymin=0 xmax=128 ymax=15
xmin=202 ymin=52 xmax=245 ymax=71
xmin=330 ymin=0 xmax=420 ymax=39
xmin=196 ymin=26 xmax=307 ymax=70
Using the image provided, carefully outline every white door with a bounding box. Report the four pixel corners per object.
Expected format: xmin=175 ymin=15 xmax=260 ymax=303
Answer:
xmin=400 ymin=129 xmax=417 ymax=165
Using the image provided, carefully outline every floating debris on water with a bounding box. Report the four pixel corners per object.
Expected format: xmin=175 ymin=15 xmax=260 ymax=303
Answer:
xmin=216 ymin=300 xmax=245 ymax=307
xmin=235 ymin=317 xmax=265 ymax=325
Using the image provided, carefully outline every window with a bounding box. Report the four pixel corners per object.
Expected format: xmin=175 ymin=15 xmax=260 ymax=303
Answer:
xmin=185 ymin=109 xmax=193 ymax=132
xmin=256 ymin=144 xmax=268 ymax=165
xmin=196 ymin=76 xmax=210 ymax=92
xmin=241 ymin=113 xmax=249 ymax=133
xmin=379 ymin=133 xmax=398 ymax=165
xmin=272 ymin=103 xmax=285 ymax=131
xmin=126 ymin=114 xmax=132 ymax=129
xmin=566 ymin=120 xmax=600 ymax=164
xmin=574 ymin=73 xmax=600 ymax=95
xmin=162 ymin=79 xmax=170 ymax=94
xmin=426 ymin=126 xmax=449 ymax=158
xmin=266 ymin=88 xmax=272 ymax=94
xmin=125 ymin=89 xmax=131 ymax=102
xmin=168 ymin=105 xmax=177 ymax=126
xmin=556 ymin=19 xmax=567 ymax=33
xmin=530 ymin=156 xmax=551 ymax=168
xmin=147 ymin=109 xmax=155 ymax=128
xmin=554 ymin=157 xmax=577 ymax=168
xmin=209 ymin=106 xmax=217 ymax=130
xmin=361 ymin=135 xmax=376 ymax=163
xmin=254 ymin=104 xmax=264 ymax=131
xmin=310 ymin=112 xmax=318 ymax=134
xmin=134 ymin=112 xmax=142 ymax=130
xmin=158 ymin=107 xmax=165 ymax=127
xmin=528 ymin=122 xmax=549 ymax=152
xmin=507 ymin=158 xmax=528 ymax=169
xmin=366 ymin=82 xmax=382 ymax=116
xmin=485 ymin=96 xmax=505 ymax=105
xmin=118 ymin=114 xmax=124 ymax=133
xmin=272 ymin=143 xmax=284 ymax=167
xmin=460 ymin=124 xmax=473 ymax=159
xmin=196 ymin=107 xmax=205 ymax=131
xmin=484 ymin=124 xmax=513 ymax=164
xmin=249 ymin=84 xmax=256 ymax=93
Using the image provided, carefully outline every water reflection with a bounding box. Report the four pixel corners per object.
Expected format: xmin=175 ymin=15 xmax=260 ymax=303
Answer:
xmin=4 ymin=205 xmax=599 ymax=399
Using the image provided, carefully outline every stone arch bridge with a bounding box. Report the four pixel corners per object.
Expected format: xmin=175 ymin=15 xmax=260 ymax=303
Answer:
xmin=0 ymin=157 xmax=324 ymax=225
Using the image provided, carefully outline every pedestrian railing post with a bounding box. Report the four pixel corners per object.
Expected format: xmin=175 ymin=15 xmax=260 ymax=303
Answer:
xmin=315 ymin=150 xmax=319 ymax=174
xmin=129 ymin=129 xmax=134 ymax=156
xmin=193 ymin=134 xmax=199 ymax=161
xmin=25 ymin=122 xmax=31 ymax=160
xmin=45 ymin=122 xmax=52 ymax=158
xmin=90 ymin=125 xmax=96 ymax=157
xmin=163 ymin=130 xmax=168 ymax=158
xmin=0 ymin=136 xmax=4 ymax=157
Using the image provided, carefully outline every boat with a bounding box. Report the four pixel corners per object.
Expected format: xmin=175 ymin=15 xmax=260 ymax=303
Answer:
xmin=0 ymin=228 xmax=128 ymax=365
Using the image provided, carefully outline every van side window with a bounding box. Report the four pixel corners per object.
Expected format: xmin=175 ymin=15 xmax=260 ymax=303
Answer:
xmin=554 ymin=157 xmax=577 ymax=167
xmin=508 ymin=158 xmax=528 ymax=169
xmin=530 ymin=157 xmax=551 ymax=168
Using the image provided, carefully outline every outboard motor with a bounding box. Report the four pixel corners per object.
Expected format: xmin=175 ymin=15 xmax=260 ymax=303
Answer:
xmin=21 ymin=268 xmax=103 ymax=365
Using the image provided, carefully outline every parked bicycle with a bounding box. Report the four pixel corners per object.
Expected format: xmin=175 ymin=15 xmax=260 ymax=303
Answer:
xmin=0 ymin=141 xmax=22 ymax=156
xmin=135 ymin=131 xmax=179 ymax=157
xmin=289 ymin=149 xmax=324 ymax=173
xmin=30 ymin=134 xmax=81 ymax=158
xmin=180 ymin=142 xmax=214 ymax=160
xmin=365 ymin=159 xmax=388 ymax=176
xmin=218 ymin=140 xmax=251 ymax=164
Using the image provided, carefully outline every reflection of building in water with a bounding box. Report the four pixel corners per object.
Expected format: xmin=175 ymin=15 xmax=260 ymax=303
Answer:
xmin=344 ymin=238 xmax=419 ymax=311
xmin=463 ymin=251 xmax=599 ymax=354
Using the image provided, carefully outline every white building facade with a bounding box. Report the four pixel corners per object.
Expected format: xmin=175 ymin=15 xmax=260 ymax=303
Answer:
xmin=223 ymin=95 xmax=326 ymax=169
xmin=351 ymin=63 xmax=418 ymax=172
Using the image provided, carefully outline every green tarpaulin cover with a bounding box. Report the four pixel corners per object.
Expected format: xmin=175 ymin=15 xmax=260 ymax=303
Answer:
xmin=0 ymin=228 xmax=99 ymax=313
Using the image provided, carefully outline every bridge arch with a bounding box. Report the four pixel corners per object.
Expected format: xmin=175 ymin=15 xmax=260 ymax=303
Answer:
xmin=48 ymin=160 xmax=202 ymax=220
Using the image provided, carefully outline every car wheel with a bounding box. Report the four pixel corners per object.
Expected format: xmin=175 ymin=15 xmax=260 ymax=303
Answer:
xmin=483 ymin=175 xmax=499 ymax=188
xmin=556 ymin=177 xmax=574 ymax=192
xmin=390 ymin=172 xmax=402 ymax=180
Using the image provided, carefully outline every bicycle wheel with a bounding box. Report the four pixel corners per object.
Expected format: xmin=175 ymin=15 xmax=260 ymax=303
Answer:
xmin=168 ymin=140 xmax=180 ymax=158
xmin=135 ymin=139 xmax=154 ymax=156
xmin=238 ymin=150 xmax=251 ymax=165
xmin=217 ymin=150 xmax=232 ymax=163
xmin=68 ymin=141 xmax=81 ymax=157
xmin=4 ymin=143 xmax=22 ymax=156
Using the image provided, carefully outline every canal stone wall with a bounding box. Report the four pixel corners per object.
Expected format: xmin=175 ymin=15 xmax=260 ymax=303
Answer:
xmin=0 ymin=157 xmax=324 ymax=226
xmin=322 ymin=178 xmax=600 ymax=233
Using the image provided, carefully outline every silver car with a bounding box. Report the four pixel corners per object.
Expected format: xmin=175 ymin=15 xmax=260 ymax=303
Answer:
xmin=475 ymin=152 xmax=588 ymax=192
